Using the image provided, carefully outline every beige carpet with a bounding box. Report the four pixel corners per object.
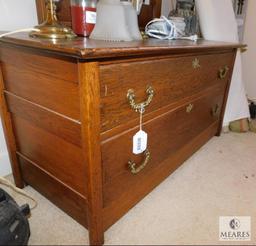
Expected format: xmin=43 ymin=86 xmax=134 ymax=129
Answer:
xmin=1 ymin=132 xmax=256 ymax=245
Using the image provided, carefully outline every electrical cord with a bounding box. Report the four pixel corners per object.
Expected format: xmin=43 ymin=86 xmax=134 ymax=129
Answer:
xmin=0 ymin=176 xmax=37 ymax=210
xmin=145 ymin=16 xmax=198 ymax=41
xmin=0 ymin=28 xmax=39 ymax=38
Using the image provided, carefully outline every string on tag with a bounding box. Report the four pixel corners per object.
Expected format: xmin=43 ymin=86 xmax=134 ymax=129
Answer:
xmin=133 ymin=106 xmax=148 ymax=155
xmin=139 ymin=107 xmax=144 ymax=131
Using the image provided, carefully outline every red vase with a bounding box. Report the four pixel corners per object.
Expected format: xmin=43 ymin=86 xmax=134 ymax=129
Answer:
xmin=70 ymin=0 xmax=97 ymax=37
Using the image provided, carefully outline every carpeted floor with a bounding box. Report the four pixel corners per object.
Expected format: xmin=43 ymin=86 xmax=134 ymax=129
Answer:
xmin=1 ymin=132 xmax=256 ymax=245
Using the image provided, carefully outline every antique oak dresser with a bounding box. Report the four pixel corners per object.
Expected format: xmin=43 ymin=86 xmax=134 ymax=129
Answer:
xmin=0 ymin=34 xmax=240 ymax=245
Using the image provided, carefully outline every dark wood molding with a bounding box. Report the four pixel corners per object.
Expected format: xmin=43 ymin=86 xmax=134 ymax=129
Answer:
xmin=0 ymin=35 xmax=241 ymax=60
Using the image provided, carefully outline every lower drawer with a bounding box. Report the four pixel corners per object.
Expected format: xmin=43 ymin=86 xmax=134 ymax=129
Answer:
xmin=102 ymin=85 xmax=226 ymax=207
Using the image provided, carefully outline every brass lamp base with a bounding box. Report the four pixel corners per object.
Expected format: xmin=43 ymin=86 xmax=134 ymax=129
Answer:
xmin=30 ymin=23 xmax=76 ymax=39
xmin=30 ymin=0 xmax=76 ymax=40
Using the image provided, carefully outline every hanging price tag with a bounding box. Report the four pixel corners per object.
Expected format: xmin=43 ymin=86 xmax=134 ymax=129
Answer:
xmin=133 ymin=130 xmax=148 ymax=154
xmin=132 ymin=107 xmax=148 ymax=154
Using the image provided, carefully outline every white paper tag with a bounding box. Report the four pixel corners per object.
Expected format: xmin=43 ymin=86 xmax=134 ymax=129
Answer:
xmin=133 ymin=130 xmax=148 ymax=154
xmin=86 ymin=11 xmax=97 ymax=24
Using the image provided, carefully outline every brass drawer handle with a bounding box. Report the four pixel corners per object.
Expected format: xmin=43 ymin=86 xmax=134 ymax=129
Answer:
xmin=219 ymin=66 xmax=229 ymax=79
xmin=128 ymin=149 xmax=151 ymax=174
xmin=212 ymin=104 xmax=220 ymax=117
xmin=186 ymin=103 xmax=194 ymax=113
xmin=127 ymin=86 xmax=154 ymax=112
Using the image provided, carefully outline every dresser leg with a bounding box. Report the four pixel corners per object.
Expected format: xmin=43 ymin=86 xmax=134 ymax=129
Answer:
xmin=216 ymin=127 xmax=222 ymax=137
xmin=79 ymin=61 xmax=105 ymax=246
xmin=89 ymin=228 xmax=104 ymax=245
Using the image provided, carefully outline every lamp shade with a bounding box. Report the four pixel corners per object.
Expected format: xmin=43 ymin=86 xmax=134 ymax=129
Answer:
xmin=90 ymin=0 xmax=141 ymax=41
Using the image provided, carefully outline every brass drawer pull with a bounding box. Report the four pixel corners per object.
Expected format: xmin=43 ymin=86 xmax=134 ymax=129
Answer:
xmin=219 ymin=66 xmax=229 ymax=79
xmin=127 ymin=86 xmax=154 ymax=112
xmin=128 ymin=149 xmax=151 ymax=174
xmin=186 ymin=103 xmax=194 ymax=113
xmin=212 ymin=104 xmax=220 ymax=117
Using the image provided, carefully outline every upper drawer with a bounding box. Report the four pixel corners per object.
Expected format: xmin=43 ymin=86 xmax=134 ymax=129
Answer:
xmin=99 ymin=52 xmax=234 ymax=132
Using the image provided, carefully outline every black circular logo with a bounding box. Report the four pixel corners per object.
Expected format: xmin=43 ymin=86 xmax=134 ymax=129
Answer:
xmin=229 ymin=218 xmax=240 ymax=230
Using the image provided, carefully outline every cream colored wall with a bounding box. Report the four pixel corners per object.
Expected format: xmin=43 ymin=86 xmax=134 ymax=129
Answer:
xmin=0 ymin=0 xmax=38 ymax=176
xmin=242 ymin=0 xmax=256 ymax=102
xmin=0 ymin=0 xmax=37 ymax=30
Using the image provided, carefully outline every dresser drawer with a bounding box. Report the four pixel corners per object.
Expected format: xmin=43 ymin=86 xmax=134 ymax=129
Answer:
xmin=99 ymin=52 xmax=234 ymax=132
xmin=102 ymin=85 xmax=226 ymax=206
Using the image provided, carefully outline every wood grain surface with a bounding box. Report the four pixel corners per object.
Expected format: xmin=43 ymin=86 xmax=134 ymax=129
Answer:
xmin=19 ymin=155 xmax=88 ymax=228
xmin=99 ymin=52 xmax=234 ymax=131
xmin=0 ymin=35 xmax=240 ymax=246
xmin=0 ymin=65 xmax=24 ymax=188
xmin=0 ymin=33 xmax=242 ymax=59
xmin=79 ymin=62 xmax=104 ymax=245
xmin=12 ymin=115 xmax=86 ymax=196
xmin=5 ymin=92 xmax=81 ymax=146
xmin=103 ymin=121 xmax=220 ymax=230
xmin=102 ymin=84 xmax=225 ymax=206
xmin=1 ymin=46 xmax=80 ymax=120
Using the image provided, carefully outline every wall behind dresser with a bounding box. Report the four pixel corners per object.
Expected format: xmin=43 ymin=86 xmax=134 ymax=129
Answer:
xmin=242 ymin=0 xmax=256 ymax=102
xmin=0 ymin=0 xmax=38 ymax=176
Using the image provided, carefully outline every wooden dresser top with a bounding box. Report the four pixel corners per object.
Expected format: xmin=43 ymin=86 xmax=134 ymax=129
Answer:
xmin=0 ymin=32 xmax=242 ymax=60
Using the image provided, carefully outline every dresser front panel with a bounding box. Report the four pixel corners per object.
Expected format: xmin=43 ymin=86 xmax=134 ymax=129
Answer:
xmin=102 ymin=84 xmax=226 ymax=207
xmin=99 ymin=52 xmax=234 ymax=132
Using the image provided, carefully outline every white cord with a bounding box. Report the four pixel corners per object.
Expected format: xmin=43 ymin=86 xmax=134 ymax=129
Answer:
xmin=0 ymin=28 xmax=39 ymax=38
xmin=0 ymin=176 xmax=37 ymax=210
xmin=145 ymin=16 xmax=198 ymax=42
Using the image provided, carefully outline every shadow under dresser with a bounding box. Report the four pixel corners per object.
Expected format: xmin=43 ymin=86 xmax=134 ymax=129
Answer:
xmin=0 ymin=34 xmax=241 ymax=245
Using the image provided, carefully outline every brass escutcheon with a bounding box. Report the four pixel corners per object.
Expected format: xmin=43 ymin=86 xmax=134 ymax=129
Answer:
xmin=212 ymin=104 xmax=220 ymax=117
xmin=127 ymin=86 xmax=154 ymax=113
xmin=219 ymin=66 xmax=229 ymax=79
xmin=192 ymin=58 xmax=200 ymax=69
xmin=186 ymin=103 xmax=194 ymax=113
xmin=128 ymin=149 xmax=151 ymax=174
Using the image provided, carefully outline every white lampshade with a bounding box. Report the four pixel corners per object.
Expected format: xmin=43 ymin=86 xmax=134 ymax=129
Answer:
xmin=90 ymin=0 xmax=142 ymax=41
